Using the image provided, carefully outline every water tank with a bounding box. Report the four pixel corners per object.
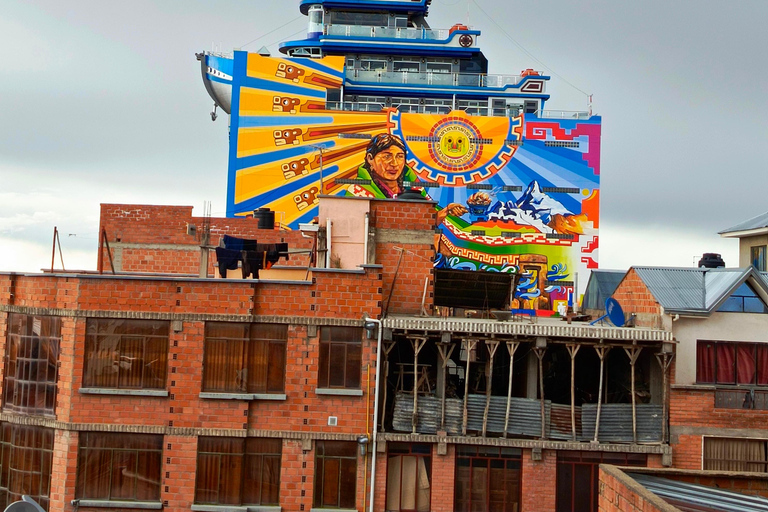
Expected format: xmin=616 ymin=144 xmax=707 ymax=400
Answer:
xmin=698 ymin=253 xmax=725 ymax=268
xmin=253 ymin=208 xmax=275 ymax=230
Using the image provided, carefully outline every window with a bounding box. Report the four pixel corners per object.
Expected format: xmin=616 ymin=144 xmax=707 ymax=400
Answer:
xmin=697 ymin=341 xmax=768 ymax=385
xmin=84 ymin=319 xmax=168 ymax=390
xmin=393 ymin=59 xmax=420 ymax=73
xmin=203 ymin=323 xmax=287 ymax=394
xmin=0 ymin=424 xmax=54 ymax=511
xmin=318 ymin=327 xmax=362 ymax=389
xmin=3 ymin=314 xmax=60 ymax=416
xmin=360 ymin=59 xmax=387 ymax=71
xmin=717 ymin=282 xmax=768 ymax=313
xmin=75 ymin=432 xmax=162 ymax=502
xmin=455 ymin=446 xmax=521 ymax=512
xmin=387 ymin=443 xmax=431 ymax=512
xmin=704 ymin=437 xmax=768 ymax=472
xmin=314 ymin=441 xmax=357 ymax=509
xmin=195 ymin=437 xmax=281 ymax=506
xmin=556 ymin=451 xmax=646 ymax=512
xmin=752 ymin=246 xmax=767 ymax=272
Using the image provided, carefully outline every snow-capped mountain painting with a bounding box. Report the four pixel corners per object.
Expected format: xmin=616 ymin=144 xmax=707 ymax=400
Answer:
xmin=487 ymin=181 xmax=573 ymax=233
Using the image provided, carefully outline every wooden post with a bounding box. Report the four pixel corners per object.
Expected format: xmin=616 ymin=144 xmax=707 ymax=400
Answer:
xmin=409 ymin=336 xmax=427 ymax=434
xmin=655 ymin=350 xmax=675 ymax=444
xmin=566 ymin=343 xmax=581 ymax=442
xmin=436 ymin=342 xmax=456 ymax=431
xmin=482 ymin=338 xmax=500 ymax=437
xmin=624 ymin=343 xmax=642 ymax=444
xmin=534 ymin=345 xmax=547 ymax=439
xmin=593 ymin=344 xmax=610 ymax=443
xmin=462 ymin=338 xmax=478 ymax=436
xmin=503 ymin=340 xmax=520 ymax=438
xmin=379 ymin=340 xmax=396 ymax=431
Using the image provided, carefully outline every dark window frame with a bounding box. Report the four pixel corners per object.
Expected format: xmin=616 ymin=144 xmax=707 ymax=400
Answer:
xmin=717 ymin=282 xmax=768 ymax=314
xmin=84 ymin=319 xmax=169 ymax=391
xmin=704 ymin=437 xmax=768 ymax=472
xmin=752 ymin=245 xmax=767 ymax=272
xmin=0 ymin=423 xmax=54 ymax=511
xmin=314 ymin=441 xmax=357 ymax=509
xmin=556 ymin=451 xmax=646 ymax=512
xmin=75 ymin=432 xmax=163 ymax=502
xmin=318 ymin=327 xmax=362 ymax=390
xmin=454 ymin=445 xmax=521 ymax=512
xmin=202 ymin=323 xmax=287 ymax=394
xmin=3 ymin=314 xmax=61 ymax=417
xmin=194 ymin=437 xmax=281 ymax=506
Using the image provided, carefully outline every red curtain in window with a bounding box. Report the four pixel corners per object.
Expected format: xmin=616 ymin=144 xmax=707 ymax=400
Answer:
xmin=758 ymin=345 xmax=768 ymax=385
xmin=737 ymin=344 xmax=757 ymax=384
xmin=696 ymin=342 xmax=715 ymax=383
xmin=716 ymin=344 xmax=736 ymax=384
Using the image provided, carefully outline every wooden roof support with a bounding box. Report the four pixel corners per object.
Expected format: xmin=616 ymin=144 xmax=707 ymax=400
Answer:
xmin=503 ymin=339 xmax=520 ymax=438
xmin=624 ymin=342 xmax=642 ymax=444
xmin=565 ymin=343 xmax=581 ymax=442
xmin=482 ymin=338 xmax=500 ymax=437
xmin=461 ymin=338 xmax=479 ymax=436
xmin=436 ymin=341 xmax=456 ymax=432
xmin=593 ymin=343 xmax=611 ymax=443
xmin=408 ymin=335 xmax=428 ymax=434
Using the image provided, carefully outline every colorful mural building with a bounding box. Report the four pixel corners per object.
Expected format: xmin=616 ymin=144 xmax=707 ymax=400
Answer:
xmin=197 ymin=0 xmax=601 ymax=314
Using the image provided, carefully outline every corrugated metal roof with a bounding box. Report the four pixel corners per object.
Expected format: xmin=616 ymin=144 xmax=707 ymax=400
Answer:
xmin=719 ymin=210 xmax=768 ymax=235
xmin=583 ymin=270 xmax=626 ymax=311
xmin=633 ymin=267 xmax=768 ymax=315
xmin=382 ymin=316 xmax=674 ymax=341
xmin=629 ymin=473 xmax=768 ymax=512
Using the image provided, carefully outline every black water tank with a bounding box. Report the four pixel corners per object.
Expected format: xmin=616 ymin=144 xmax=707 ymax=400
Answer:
xmin=698 ymin=253 xmax=725 ymax=268
xmin=253 ymin=208 xmax=275 ymax=229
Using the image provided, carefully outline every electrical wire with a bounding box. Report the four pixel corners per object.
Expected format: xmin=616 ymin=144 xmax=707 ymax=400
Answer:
xmin=265 ymin=27 xmax=310 ymax=51
xmin=470 ymin=0 xmax=591 ymax=98
xmin=240 ymin=15 xmax=304 ymax=49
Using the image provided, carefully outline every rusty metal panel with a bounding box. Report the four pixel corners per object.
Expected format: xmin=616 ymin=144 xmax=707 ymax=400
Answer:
xmin=465 ymin=394 xmax=548 ymax=438
xmin=549 ymin=403 xmax=581 ymax=441
xmin=581 ymin=404 xmax=662 ymax=443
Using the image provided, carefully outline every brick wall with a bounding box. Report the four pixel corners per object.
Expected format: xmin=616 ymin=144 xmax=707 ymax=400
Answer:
xmin=430 ymin=444 xmax=456 ymax=512
xmin=98 ymin=204 xmax=314 ymax=274
xmin=522 ymin=449 xmax=557 ymax=512
xmin=371 ymin=200 xmax=436 ymax=316
xmin=598 ymin=465 xmax=673 ymax=512
xmin=612 ymin=269 xmax=663 ymax=328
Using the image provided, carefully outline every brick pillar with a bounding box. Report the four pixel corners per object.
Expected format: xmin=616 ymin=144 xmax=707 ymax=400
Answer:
xmin=281 ymin=439 xmax=315 ymax=512
xmin=163 ymin=435 xmax=197 ymax=512
xmin=56 ymin=317 xmax=80 ymax=424
xmin=373 ymin=447 xmax=387 ymax=512
xmin=521 ymin=449 xmax=556 ymax=512
xmin=430 ymin=444 xmax=456 ymax=512
xmin=49 ymin=430 xmax=78 ymax=512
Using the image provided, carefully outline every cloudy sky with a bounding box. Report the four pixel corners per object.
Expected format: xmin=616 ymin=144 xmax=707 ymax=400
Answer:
xmin=1 ymin=0 xmax=766 ymax=272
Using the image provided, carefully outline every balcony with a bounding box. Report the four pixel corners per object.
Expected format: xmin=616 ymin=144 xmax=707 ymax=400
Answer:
xmin=325 ymin=24 xmax=450 ymax=41
xmin=346 ymin=69 xmax=524 ymax=89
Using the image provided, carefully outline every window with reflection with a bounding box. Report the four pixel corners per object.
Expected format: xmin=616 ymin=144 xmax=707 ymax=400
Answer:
xmin=202 ymin=323 xmax=287 ymax=394
xmin=195 ymin=437 xmax=281 ymax=506
xmin=318 ymin=327 xmax=362 ymax=389
xmin=314 ymin=441 xmax=357 ymax=509
xmin=3 ymin=314 xmax=60 ymax=416
xmin=84 ymin=319 xmax=168 ymax=390
xmin=75 ymin=432 xmax=162 ymax=502
xmin=697 ymin=340 xmax=768 ymax=385
xmin=717 ymin=282 xmax=768 ymax=313
xmin=0 ymin=424 xmax=54 ymax=511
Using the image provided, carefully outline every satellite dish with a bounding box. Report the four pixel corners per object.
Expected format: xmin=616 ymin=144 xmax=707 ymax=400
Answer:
xmin=4 ymin=497 xmax=45 ymax=512
xmin=590 ymin=298 xmax=626 ymax=327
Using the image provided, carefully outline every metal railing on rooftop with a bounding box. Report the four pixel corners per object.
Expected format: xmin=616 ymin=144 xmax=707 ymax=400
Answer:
xmin=325 ymin=24 xmax=450 ymax=40
xmin=536 ymin=109 xmax=591 ymax=119
xmin=346 ymin=69 xmax=524 ymax=88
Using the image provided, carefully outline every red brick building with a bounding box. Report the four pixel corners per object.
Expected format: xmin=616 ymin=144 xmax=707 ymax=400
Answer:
xmin=1 ymin=197 xmax=685 ymax=512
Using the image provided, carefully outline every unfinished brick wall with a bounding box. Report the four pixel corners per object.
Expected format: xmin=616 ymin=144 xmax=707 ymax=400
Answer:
xmin=522 ymin=449 xmax=557 ymax=512
xmin=371 ymin=200 xmax=437 ymax=316
xmin=598 ymin=465 xmax=672 ymax=512
xmin=612 ymin=269 xmax=663 ymax=328
xmin=98 ymin=204 xmax=314 ymax=274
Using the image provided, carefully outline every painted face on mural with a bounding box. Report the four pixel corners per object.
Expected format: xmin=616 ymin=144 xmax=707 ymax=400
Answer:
xmin=366 ymin=145 xmax=406 ymax=184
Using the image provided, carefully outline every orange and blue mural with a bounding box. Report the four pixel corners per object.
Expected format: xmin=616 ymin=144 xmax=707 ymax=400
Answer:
xmin=227 ymin=52 xmax=601 ymax=314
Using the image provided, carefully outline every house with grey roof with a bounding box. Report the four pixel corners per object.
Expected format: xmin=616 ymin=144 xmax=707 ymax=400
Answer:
xmin=612 ymin=265 xmax=768 ymax=477
xmin=719 ymin=210 xmax=768 ymax=271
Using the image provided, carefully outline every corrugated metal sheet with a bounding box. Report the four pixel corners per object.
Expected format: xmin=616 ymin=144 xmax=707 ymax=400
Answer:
xmin=634 ymin=268 xmax=706 ymax=311
xmin=583 ymin=270 xmax=626 ymax=312
xmin=391 ymin=394 xmax=462 ymax=435
xmin=704 ymin=269 xmax=747 ymax=310
xmin=465 ymin=395 xmax=546 ymax=438
xmin=549 ymin=403 xmax=581 ymax=441
xmin=719 ymin=211 xmax=768 ymax=234
xmin=581 ymin=404 xmax=662 ymax=443
xmin=383 ymin=316 xmax=673 ymax=342
xmin=629 ymin=473 xmax=768 ymax=512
